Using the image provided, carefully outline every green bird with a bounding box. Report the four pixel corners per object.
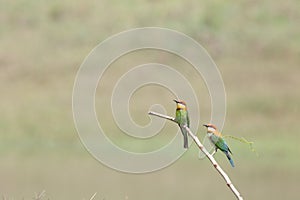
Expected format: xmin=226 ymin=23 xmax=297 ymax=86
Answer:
xmin=174 ymin=99 xmax=190 ymax=149
xmin=203 ymin=124 xmax=235 ymax=167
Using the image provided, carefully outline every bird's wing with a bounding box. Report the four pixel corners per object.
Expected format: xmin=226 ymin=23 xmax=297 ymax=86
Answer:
xmin=215 ymin=137 xmax=230 ymax=153
xmin=209 ymin=134 xmax=220 ymax=145
xmin=186 ymin=111 xmax=190 ymax=128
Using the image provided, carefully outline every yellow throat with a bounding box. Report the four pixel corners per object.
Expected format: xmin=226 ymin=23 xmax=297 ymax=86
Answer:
xmin=177 ymin=103 xmax=186 ymax=110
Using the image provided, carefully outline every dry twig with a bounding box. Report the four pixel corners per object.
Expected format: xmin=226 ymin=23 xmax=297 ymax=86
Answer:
xmin=89 ymin=192 xmax=97 ymax=200
xmin=34 ymin=190 xmax=46 ymax=200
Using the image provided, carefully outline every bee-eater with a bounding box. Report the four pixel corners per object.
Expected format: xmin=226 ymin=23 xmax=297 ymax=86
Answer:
xmin=203 ymin=124 xmax=235 ymax=167
xmin=174 ymin=99 xmax=190 ymax=149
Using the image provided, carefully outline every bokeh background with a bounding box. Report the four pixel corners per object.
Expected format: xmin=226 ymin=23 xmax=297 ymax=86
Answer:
xmin=1 ymin=0 xmax=300 ymax=199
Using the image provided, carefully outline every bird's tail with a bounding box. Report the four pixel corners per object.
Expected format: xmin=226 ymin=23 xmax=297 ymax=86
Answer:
xmin=226 ymin=152 xmax=235 ymax=167
xmin=183 ymin=133 xmax=188 ymax=149
xmin=180 ymin=126 xmax=188 ymax=149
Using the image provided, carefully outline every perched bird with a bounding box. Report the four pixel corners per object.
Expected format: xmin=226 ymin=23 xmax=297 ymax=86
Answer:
xmin=174 ymin=99 xmax=190 ymax=149
xmin=203 ymin=124 xmax=235 ymax=167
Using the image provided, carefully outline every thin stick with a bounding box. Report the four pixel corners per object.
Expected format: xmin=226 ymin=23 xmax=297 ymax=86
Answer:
xmin=34 ymin=190 xmax=46 ymax=200
xmin=148 ymin=111 xmax=175 ymax=122
xmin=89 ymin=192 xmax=97 ymax=200
xmin=148 ymin=111 xmax=243 ymax=200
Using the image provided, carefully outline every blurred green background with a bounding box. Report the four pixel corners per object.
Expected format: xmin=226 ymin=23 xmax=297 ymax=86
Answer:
xmin=1 ymin=0 xmax=300 ymax=199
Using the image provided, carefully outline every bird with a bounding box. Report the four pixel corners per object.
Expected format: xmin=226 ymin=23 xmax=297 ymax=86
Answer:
xmin=203 ymin=124 xmax=235 ymax=167
xmin=174 ymin=99 xmax=190 ymax=149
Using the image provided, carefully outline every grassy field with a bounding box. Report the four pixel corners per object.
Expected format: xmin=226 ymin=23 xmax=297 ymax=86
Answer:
xmin=1 ymin=0 xmax=300 ymax=199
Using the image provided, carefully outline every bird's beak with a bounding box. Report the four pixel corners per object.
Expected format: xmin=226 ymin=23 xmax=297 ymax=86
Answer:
xmin=203 ymin=124 xmax=208 ymax=127
xmin=173 ymin=99 xmax=179 ymax=103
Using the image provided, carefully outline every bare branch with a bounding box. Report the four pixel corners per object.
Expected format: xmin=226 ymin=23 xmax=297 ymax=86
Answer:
xmin=89 ymin=192 xmax=97 ymax=200
xmin=148 ymin=111 xmax=175 ymax=122
xmin=34 ymin=190 xmax=46 ymax=200
xmin=148 ymin=111 xmax=243 ymax=200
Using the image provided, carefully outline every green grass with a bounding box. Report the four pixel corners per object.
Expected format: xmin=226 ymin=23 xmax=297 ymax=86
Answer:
xmin=1 ymin=0 xmax=300 ymax=199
